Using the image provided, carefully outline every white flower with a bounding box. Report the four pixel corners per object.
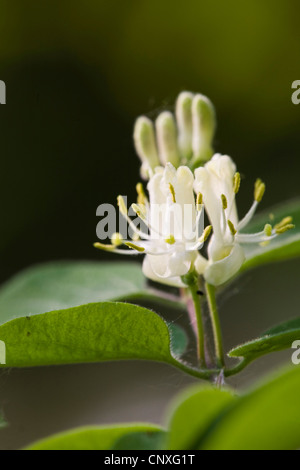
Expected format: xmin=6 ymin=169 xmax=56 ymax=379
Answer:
xmin=133 ymin=92 xmax=216 ymax=179
xmin=94 ymin=164 xmax=211 ymax=287
xmin=194 ymin=154 xmax=294 ymax=286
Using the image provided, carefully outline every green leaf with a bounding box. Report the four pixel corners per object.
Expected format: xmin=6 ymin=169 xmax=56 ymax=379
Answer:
xmin=241 ymin=198 xmax=300 ymax=272
xmin=199 ymin=367 xmax=300 ymax=450
xmin=166 ymin=386 xmax=235 ymax=450
xmin=228 ymin=316 xmax=300 ymax=365
xmin=25 ymin=423 xmax=163 ymax=450
xmin=0 ymin=261 xmax=184 ymax=326
xmin=112 ymin=430 xmax=166 ymax=450
xmin=167 ymin=323 xmax=188 ymax=358
xmin=0 ymin=302 xmax=184 ymax=368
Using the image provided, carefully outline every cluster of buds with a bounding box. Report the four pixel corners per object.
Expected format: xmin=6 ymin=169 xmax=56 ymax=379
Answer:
xmin=95 ymin=92 xmax=294 ymax=287
xmin=134 ymin=92 xmax=216 ymax=179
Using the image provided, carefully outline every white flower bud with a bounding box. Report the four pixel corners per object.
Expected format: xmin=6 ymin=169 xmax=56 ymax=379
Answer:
xmin=175 ymin=91 xmax=194 ymax=159
xmin=155 ymin=111 xmax=180 ymax=167
xmin=192 ymin=94 xmax=216 ymax=163
xmin=133 ymin=116 xmax=160 ymax=177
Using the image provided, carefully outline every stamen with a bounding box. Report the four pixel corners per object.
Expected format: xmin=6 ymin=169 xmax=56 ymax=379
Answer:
xmin=169 ymin=183 xmax=176 ymax=203
xmin=136 ymin=183 xmax=148 ymax=205
xmin=254 ymin=178 xmax=265 ymax=203
xmin=196 ymin=192 xmax=203 ymax=205
xmin=165 ymin=234 xmax=176 ymax=245
xmin=93 ymin=242 xmax=116 ymax=251
xmin=118 ymin=199 xmax=151 ymax=241
xmin=221 ymin=194 xmax=228 ymax=210
xmin=274 ymin=216 xmax=293 ymax=230
xmin=264 ymin=224 xmax=272 ymax=237
xmin=236 ymin=232 xmax=277 ymax=243
xmin=187 ymin=225 xmax=212 ymax=251
xmin=228 ymin=219 xmax=237 ymax=236
xmin=111 ymin=232 xmax=123 ymax=246
xmin=275 ymin=224 xmax=295 ymax=234
xmin=131 ymin=203 xmax=147 ymax=220
xmin=94 ymin=241 xmax=143 ymax=255
xmin=200 ymin=225 xmax=212 ymax=243
xmin=117 ymin=195 xmax=127 ymax=215
xmin=124 ymin=242 xmax=145 ymax=252
xmin=237 ymin=200 xmax=258 ymax=231
xmin=233 ymin=172 xmax=241 ymax=194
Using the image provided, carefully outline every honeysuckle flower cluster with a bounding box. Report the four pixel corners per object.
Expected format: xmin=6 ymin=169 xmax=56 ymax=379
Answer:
xmin=94 ymin=92 xmax=294 ymax=288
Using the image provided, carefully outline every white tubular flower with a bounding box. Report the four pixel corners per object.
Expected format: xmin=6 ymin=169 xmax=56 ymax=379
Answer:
xmin=194 ymin=154 xmax=294 ymax=286
xmin=133 ymin=91 xmax=216 ymax=178
xmin=94 ymin=164 xmax=211 ymax=288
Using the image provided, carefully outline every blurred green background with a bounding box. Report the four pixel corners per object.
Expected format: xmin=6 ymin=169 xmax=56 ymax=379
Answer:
xmin=0 ymin=0 xmax=299 ymax=449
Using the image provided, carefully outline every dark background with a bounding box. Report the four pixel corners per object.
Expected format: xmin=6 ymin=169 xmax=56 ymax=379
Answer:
xmin=0 ymin=0 xmax=299 ymax=449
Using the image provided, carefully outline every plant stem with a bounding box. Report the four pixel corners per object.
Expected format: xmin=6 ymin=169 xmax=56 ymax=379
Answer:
xmin=205 ymin=282 xmax=225 ymax=368
xmin=189 ymin=283 xmax=206 ymax=368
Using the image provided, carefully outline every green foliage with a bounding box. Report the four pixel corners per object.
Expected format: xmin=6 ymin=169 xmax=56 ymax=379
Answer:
xmin=166 ymin=387 xmax=235 ymax=449
xmin=0 ymin=261 xmax=184 ymax=327
xmin=111 ymin=431 xmax=166 ymax=450
xmin=0 ymin=302 xmax=186 ymax=368
xmin=26 ymin=367 xmax=300 ymax=450
xmin=26 ymin=424 xmax=163 ymax=450
xmin=229 ymin=316 xmax=300 ymax=365
xmin=198 ymin=367 xmax=300 ymax=450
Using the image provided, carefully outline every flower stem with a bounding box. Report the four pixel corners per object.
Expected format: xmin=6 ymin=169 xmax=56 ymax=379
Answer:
xmin=189 ymin=283 xmax=206 ymax=368
xmin=205 ymin=282 xmax=225 ymax=368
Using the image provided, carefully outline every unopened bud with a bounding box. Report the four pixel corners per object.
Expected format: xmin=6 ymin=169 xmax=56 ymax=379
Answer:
xmin=134 ymin=117 xmax=160 ymax=177
xmin=176 ymin=91 xmax=194 ymax=159
xmin=191 ymin=94 xmax=216 ymax=164
xmin=156 ymin=111 xmax=180 ymax=167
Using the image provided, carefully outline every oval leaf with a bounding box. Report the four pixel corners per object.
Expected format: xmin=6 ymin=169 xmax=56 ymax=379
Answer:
xmin=228 ymin=316 xmax=300 ymax=364
xmin=0 ymin=261 xmax=184 ymax=326
xmin=26 ymin=423 xmax=163 ymax=450
xmin=199 ymin=367 xmax=300 ymax=450
xmin=0 ymin=302 xmax=184 ymax=368
xmin=166 ymin=386 xmax=235 ymax=450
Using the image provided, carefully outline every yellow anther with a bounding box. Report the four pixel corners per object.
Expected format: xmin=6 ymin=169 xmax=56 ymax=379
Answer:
xmin=233 ymin=172 xmax=241 ymax=194
xmin=131 ymin=203 xmax=147 ymax=220
xmin=111 ymin=232 xmax=123 ymax=246
xmin=254 ymin=179 xmax=265 ymax=203
xmin=269 ymin=213 xmax=275 ymax=221
xmin=274 ymin=216 xmax=293 ymax=230
xmin=169 ymin=183 xmax=176 ymax=203
xmin=165 ymin=234 xmax=176 ymax=245
xmin=196 ymin=192 xmax=203 ymax=206
xmin=221 ymin=194 xmax=228 ymax=210
xmin=117 ymin=195 xmax=127 ymax=215
xmin=255 ymin=178 xmax=262 ymax=192
xmin=199 ymin=225 xmax=212 ymax=243
xmin=136 ymin=182 xmax=148 ymax=205
xmin=264 ymin=224 xmax=272 ymax=237
xmin=124 ymin=242 xmax=145 ymax=252
xmin=227 ymin=219 xmax=237 ymax=236
xmin=275 ymin=224 xmax=295 ymax=234
xmin=93 ymin=242 xmax=115 ymax=251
